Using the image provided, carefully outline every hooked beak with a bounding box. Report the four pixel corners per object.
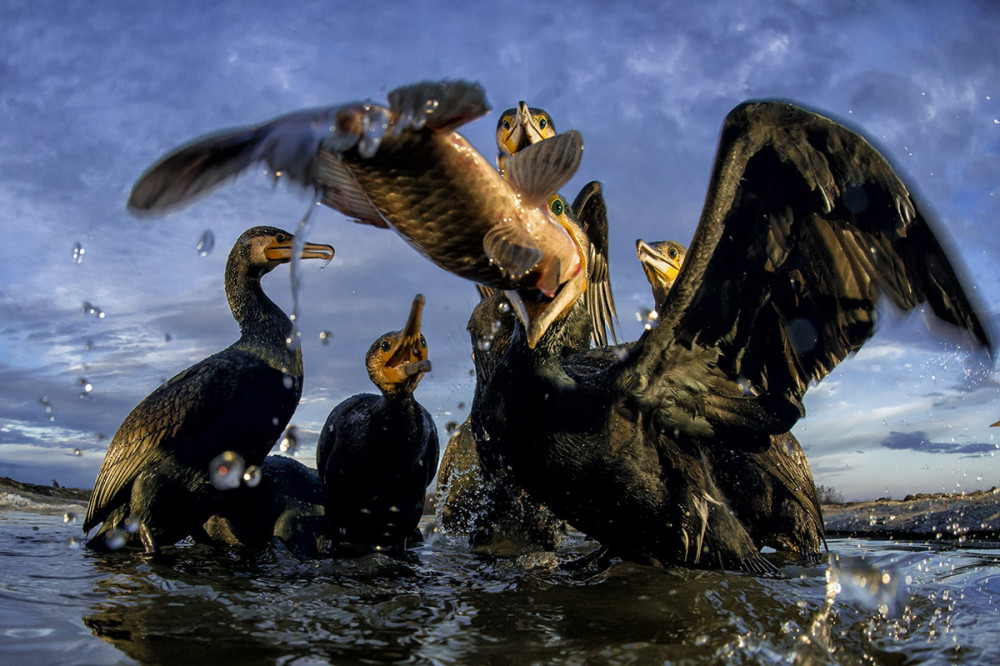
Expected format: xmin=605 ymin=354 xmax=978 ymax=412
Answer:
xmin=265 ymin=237 xmax=335 ymax=264
xmin=636 ymin=239 xmax=683 ymax=308
xmin=385 ymin=294 xmax=432 ymax=382
xmin=506 ymin=269 xmax=587 ymax=349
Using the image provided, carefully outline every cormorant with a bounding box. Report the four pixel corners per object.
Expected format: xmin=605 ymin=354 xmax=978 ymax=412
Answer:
xmin=317 ymin=294 xmax=438 ymax=551
xmin=83 ymin=227 xmax=334 ymax=552
xmin=636 ymin=237 xmax=825 ymax=559
xmin=467 ymin=101 xmax=993 ymax=570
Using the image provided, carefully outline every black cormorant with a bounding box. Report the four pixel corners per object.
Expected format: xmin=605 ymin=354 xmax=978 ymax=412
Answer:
xmin=317 ymin=294 xmax=439 ymax=551
xmin=83 ymin=227 xmax=334 ymax=552
xmin=467 ymin=101 xmax=993 ymax=570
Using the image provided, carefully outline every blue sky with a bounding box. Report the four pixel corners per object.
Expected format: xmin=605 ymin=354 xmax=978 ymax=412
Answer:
xmin=1 ymin=1 xmax=998 ymax=500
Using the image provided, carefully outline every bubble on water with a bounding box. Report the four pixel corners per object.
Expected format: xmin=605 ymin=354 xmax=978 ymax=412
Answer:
xmin=279 ymin=426 xmax=299 ymax=455
xmin=196 ymin=230 xmax=215 ymax=257
xmin=210 ymin=450 xmax=246 ymax=490
xmin=81 ymin=301 xmax=106 ymax=319
xmin=319 ymin=330 xmax=333 ymax=345
xmin=243 ymin=465 xmax=262 ymax=488
xmin=104 ymin=528 xmax=127 ymax=550
xmin=63 ymin=512 xmax=77 ymax=524
xmin=72 ymin=242 xmax=85 ymax=264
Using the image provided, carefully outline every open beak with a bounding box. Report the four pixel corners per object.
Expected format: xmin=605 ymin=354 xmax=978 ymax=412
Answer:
xmin=385 ymin=294 xmax=432 ymax=382
xmin=265 ymin=237 xmax=335 ymax=264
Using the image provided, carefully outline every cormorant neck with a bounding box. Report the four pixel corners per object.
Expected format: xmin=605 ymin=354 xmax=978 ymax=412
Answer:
xmin=225 ymin=262 xmax=291 ymax=348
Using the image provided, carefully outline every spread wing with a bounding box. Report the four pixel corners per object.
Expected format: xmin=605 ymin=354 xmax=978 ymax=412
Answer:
xmin=83 ymin=351 xmax=247 ymax=532
xmin=572 ymin=181 xmax=621 ymax=347
xmin=622 ymin=100 xmax=992 ymax=444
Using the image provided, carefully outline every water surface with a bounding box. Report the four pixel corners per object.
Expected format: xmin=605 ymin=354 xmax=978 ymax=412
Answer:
xmin=1 ymin=508 xmax=998 ymax=664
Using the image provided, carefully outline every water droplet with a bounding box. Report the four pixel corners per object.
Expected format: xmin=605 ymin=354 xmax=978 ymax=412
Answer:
xmin=498 ymin=301 xmax=511 ymax=313
xmin=423 ymin=98 xmax=439 ymax=114
xmin=63 ymin=512 xmax=77 ymax=524
xmin=243 ymin=465 xmax=262 ymax=487
xmin=477 ymin=338 xmax=492 ymax=351
xmin=359 ymin=106 xmax=390 ymax=158
xmin=77 ymin=378 xmax=93 ymax=398
xmin=81 ymin=301 xmax=106 ymax=319
xmin=279 ymin=426 xmax=299 ymax=455
xmin=104 ymin=528 xmax=126 ymax=550
xmin=209 ymin=450 xmax=245 ymax=490
xmin=72 ymin=448 xmax=82 ymax=456
xmin=445 ymin=421 xmax=460 ymax=436
xmin=84 ymin=340 xmax=94 ymax=352
xmin=388 ymin=505 xmax=401 ymax=513
xmin=272 ymin=417 xmax=280 ymax=426
xmin=164 ymin=332 xmax=172 ymax=343
xmin=66 ymin=537 xmax=79 ymax=549
xmin=72 ymin=242 xmax=85 ymax=264
xmin=122 ymin=515 xmax=142 ymax=534
xmin=196 ymin=230 xmax=215 ymax=257
xmin=282 ymin=375 xmax=295 ymax=390
xmin=319 ymin=330 xmax=333 ymax=345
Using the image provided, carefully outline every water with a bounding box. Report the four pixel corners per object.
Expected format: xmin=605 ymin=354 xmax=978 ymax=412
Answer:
xmin=1 ymin=507 xmax=998 ymax=664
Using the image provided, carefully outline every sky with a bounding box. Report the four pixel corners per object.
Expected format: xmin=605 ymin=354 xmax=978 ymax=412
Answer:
xmin=1 ymin=0 xmax=998 ymax=501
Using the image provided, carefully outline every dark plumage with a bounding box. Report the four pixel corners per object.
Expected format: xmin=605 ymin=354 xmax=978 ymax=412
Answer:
xmin=470 ymin=101 xmax=992 ymax=571
xmin=83 ymin=227 xmax=334 ymax=552
xmin=317 ymin=294 xmax=439 ymax=550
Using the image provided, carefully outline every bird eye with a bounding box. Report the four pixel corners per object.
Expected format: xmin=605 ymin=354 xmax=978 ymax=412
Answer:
xmin=668 ymin=248 xmax=677 ymax=259
xmin=275 ymin=233 xmax=287 ymax=243
xmin=538 ymin=117 xmax=547 ymax=129
xmin=550 ymin=198 xmax=564 ymax=216
xmin=502 ymin=119 xmax=510 ymax=129
xmin=419 ymin=334 xmax=427 ymax=348
xmin=380 ymin=340 xmax=391 ymax=353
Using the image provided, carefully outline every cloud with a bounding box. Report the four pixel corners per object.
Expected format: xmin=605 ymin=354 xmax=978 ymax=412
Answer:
xmin=879 ymin=430 xmax=999 ymax=456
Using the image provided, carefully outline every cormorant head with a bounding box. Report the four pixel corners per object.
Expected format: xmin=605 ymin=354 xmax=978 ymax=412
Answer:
xmin=506 ymin=194 xmax=590 ymax=349
xmin=230 ymin=226 xmax=335 ymax=278
xmin=636 ymin=239 xmax=687 ymax=310
xmin=366 ymin=294 xmax=432 ymax=395
xmin=496 ymin=101 xmax=557 ymax=158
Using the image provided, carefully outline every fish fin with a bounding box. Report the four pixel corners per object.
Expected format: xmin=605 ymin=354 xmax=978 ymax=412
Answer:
xmin=503 ymin=131 xmax=584 ymax=208
xmin=129 ymin=106 xmax=342 ymax=214
xmin=483 ymin=221 xmax=544 ymax=281
xmin=387 ymin=80 xmax=490 ymax=133
xmin=314 ymin=151 xmax=390 ymax=228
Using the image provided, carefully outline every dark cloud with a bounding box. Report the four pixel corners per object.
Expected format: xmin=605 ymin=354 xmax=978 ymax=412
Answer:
xmin=880 ymin=431 xmax=998 ymax=456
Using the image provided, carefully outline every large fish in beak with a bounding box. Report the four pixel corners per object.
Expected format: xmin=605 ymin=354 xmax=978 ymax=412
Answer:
xmin=129 ymin=81 xmax=585 ymax=348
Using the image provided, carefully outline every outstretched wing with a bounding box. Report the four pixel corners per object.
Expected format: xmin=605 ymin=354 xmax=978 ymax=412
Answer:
xmin=83 ymin=351 xmax=245 ymax=532
xmin=572 ymin=181 xmax=621 ymax=347
xmin=626 ymin=100 xmax=992 ymax=441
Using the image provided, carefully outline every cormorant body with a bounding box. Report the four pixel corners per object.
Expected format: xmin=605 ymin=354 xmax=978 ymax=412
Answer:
xmin=470 ymin=101 xmax=992 ymax=570
xmin=318 ymin=294 xmax=438 ymax=550
xmin=83 ymin=227 xmax=334 ymax=552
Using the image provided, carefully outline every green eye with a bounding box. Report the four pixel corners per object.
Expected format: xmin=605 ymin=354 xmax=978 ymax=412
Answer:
xmin=538 ymin=117 xmax=547 ymax=130
xmin=550 ymin=198 xmax=564 ymax=216
xmin=668 ymin=248 xmax=677 ymax=259
xmin=380 ymin=340 xmax=391 ymax=353
xmin=502 ymin=119 xmax=510 ymax=129
xmin=419 ymin=334 xmax=427 ymax=348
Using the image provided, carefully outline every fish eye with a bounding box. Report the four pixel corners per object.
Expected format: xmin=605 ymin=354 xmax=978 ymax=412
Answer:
xmin=550 ymin=198 xmax=564 ymax=216
xmin=380 ymin=340 xmax=391 ymax=353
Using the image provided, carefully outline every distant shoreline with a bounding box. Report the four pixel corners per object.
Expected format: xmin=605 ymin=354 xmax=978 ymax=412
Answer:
xmin=3 ymin=476 xmax=997 ymax=542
